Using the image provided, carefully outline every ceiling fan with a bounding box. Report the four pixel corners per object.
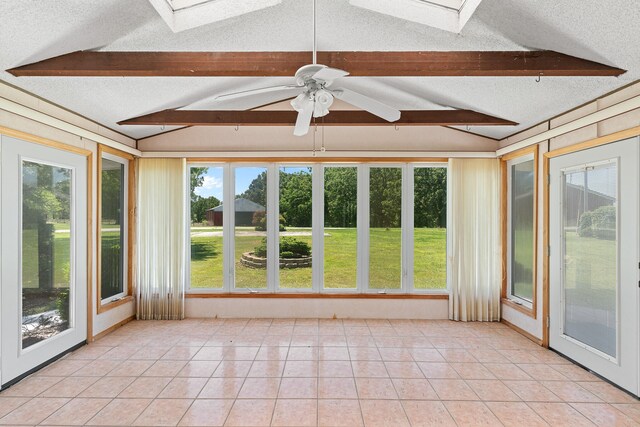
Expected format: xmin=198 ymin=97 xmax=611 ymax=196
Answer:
xmin=184 ymin=0 xmax=401 ymax=136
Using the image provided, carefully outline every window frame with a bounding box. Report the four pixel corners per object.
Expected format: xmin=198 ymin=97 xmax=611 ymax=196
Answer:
xmin=186 ymin=160 xmax=450 ymax=296
xmin=96 ymin=145 xmax=134 ymax=312
xmin=501 ymin=145 xmax=538 ymax=318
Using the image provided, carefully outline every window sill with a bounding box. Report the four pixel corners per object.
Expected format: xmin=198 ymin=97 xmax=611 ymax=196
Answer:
xmin=97 ymin=295 xmax=134 ymax=314
xmin=501 ymin=297 xmax=536 ymax=319
xmin=186 ymin=293 xmax=448 ymax=299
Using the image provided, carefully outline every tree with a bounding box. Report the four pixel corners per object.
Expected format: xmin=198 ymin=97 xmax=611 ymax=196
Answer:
xmin=369 ymin=168 xmax=402 ymax=228
xmin=191 ymin=195 xmax=221 ymax=224
xmin=190 ymin=167 xmax=208 ymax=204
xmin=414 ymin=168 xmax=447 ymax=228
xmin=279 ymin=169 xmax=312 ymax=227
xmin=240 ymin=171 xmax=267 ymax=206
xmin=324 ymin=168 xmax=357 ymax=228
xmin=101 ymin=167 xmax=122 ymax=224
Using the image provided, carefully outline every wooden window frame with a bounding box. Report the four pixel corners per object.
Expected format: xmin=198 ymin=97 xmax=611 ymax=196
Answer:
xmin=501 ymin=145 xmax=538 ymax=319
xmin=96 ymin=145 xmax=135 ymax=313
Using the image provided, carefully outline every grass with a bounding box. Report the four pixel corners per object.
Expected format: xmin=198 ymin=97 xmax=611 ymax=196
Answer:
xmin=190 ymin=227 xmax=447 ymax=290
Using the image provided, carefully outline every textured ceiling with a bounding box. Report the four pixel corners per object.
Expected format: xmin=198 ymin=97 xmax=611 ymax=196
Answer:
xmin=0 ymin=0 xmax=638 ymax=140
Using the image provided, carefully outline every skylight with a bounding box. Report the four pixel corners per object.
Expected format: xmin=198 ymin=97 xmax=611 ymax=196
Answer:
xmin=349 ymin=0 xmax=483 ymax=34
xmin=148 ymin=0 xmax=282 ymax=33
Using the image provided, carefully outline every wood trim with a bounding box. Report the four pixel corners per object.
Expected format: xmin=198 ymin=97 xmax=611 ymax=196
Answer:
xmin=96 ymin=145 xmax=136 ymax=314
xmin=500 ymin=145 xmax=538 ymax=320
xmin=545 ymin=125 xmax=640 ymax=159
xmin=8 ymin=51 xmax=625 ymax=77
xmin=501 ymin=318 xmax=543 ymax=346
xmin=186 ymin=157 xmax=450 ymax=164
xmin=186 ymin=293 xmax=449 ymax=299
xmin=0 ymin=125 xmax=92 ymax=157
xmin=92 ymin=315 xmax=135 ymax=341
xmin=118 ymin=109 xmax=517 ymax=127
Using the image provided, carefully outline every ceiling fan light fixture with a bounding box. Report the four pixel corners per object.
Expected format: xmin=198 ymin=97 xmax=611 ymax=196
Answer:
xmin=291 ymin=93 xmax=310 ymax=111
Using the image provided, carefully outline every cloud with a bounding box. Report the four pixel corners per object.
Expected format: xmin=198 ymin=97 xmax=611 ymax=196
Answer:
xmin=195 ymin=175 xmax=223 ymax=197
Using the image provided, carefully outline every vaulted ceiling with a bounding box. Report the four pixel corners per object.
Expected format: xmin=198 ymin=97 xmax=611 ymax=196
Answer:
xmin=0 ymin=0 xmax=638 ymax=140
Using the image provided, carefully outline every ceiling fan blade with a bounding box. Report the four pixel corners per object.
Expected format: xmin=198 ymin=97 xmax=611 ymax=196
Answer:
xmin=293 ymin=98 xmax=315 ymax=136
xmin=332 ymin=88 xmax=401 ymax=122
xmin=181 ymin=85 xmax=304 ymax=111
xmin=312 ymin=67 xmax=350 ymax=82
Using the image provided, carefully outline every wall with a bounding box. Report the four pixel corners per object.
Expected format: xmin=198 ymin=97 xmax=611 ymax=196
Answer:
xmin=0 ymin=82 xmax=139 ymax=344
xmin=499 ymin=81 xmax=640 ymax=342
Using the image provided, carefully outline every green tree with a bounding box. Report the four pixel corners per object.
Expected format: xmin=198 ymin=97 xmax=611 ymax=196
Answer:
xmin=191 ymin=195 xmax=221 ymax=224
xmin=240 ymin=171 xmax=267 ymax=206
xmin=324 ymin=168 xmax=358 ymax=228
xmin=101 ymin=167 xmax=122 ymax=224
xmin=279 ymin=169 xmax=312 ymax=227
xmin=414 ymin=168 xmax=447 ymax=228
xmin=369 ymin=168 xmax=402 ymax=228
xmin=190 ymin=167 xmax=208 ymax=204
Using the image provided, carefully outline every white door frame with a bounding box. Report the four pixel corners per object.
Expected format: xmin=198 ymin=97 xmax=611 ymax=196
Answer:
xmin=0 ymin=133 xmax=92 ymax=388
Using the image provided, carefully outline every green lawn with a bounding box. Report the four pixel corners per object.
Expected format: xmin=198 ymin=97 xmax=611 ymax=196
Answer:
xmin=190 ymin=227 xmax=447 ymax=290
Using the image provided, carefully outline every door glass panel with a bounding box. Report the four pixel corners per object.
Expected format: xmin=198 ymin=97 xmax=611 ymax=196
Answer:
xmin=511 ymin=159 xmax=535 ymax=301
xmin=190 ymin=167 xmax=224 ymax=289
xmin=562 ymin=161 xmax=617 ymax=357
xmin=369 ymin=167 xmax=402 ymax=290
xmin=324 ymin=167 xmax=357 ymax=289
xmin=413 ymin=167 xmax=447 ymax=289
xmin=235 ymin=167 xmax=268 ymax=289
xmin=100 ymin=158 xmax=125 ymax=300
xmin=22 ymin=161 xmax=72 ymax=349
xmin=279 ymin=167 xmax=313 ymax=289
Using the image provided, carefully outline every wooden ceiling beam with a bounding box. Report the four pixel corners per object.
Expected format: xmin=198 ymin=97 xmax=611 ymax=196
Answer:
xmin=117 ymin=109 xmax=518 ymax=126
xmin=8 ymin=50 xmax=625 ymax=77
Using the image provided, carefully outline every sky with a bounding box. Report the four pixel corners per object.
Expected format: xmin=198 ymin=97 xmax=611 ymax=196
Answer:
xmin=193 ymin=166 xmax=311 ymax=200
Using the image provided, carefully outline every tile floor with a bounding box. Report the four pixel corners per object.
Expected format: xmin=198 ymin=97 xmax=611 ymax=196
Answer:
xmin=0 ymin=318 xmax=639 ymax=426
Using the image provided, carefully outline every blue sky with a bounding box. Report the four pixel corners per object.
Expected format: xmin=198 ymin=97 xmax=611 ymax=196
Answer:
xmin=194 ymin=166 xmax=311 ymax=200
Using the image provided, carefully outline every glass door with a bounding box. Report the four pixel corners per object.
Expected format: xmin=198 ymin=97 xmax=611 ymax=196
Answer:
xmin=1 ymin=136 xmax=88 ymax=387
xmin=549 ymin=138 xmax=639 ymax=395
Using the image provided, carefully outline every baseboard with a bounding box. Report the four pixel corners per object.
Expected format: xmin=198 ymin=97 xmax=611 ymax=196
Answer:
xmin=92 ymin=315 xmax=135 ymax=341
xmin=501 ymin=318 xmax=544 ymax=346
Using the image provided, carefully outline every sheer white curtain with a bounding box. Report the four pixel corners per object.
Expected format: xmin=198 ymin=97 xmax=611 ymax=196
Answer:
xmin=136 ymin=158 xmax=187 ymax=320
xmin=448 ymin=158 xmax=501 ymax=322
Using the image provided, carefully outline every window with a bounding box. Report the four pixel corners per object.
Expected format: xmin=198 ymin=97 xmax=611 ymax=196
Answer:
xmin=187 ymin=162 xmax=449 ymax=294
xmin=189 ymin=166 xmax=224 ymax=290
xmin=504 ymin=147 xmax=537 ymax=311
xmin=98 ymin=147 xmax=131 ymax=307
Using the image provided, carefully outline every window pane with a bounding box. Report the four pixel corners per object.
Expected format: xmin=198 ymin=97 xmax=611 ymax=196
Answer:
xmin=324 ymin=167 xmax=357 ymax=289
xmin=190 ymin=167 xmax=224 ymax=289
xmin=562 ymin=162 xmax=617 ymax=357
xmin=22 ymin=161 xmax=72 ymax=349
xmin=101 ymin=158 xmax=125 ymax=300
xmin=235 ymin=167 xmax=268 ymax=289
xmin=369 ymin=167 xmax=402 ymax=290
xmin=511 ymin=159 xmax=534 ymax=301
xmin=279 ymin=167 xmax=313 ymax=289
xmin=414 ymin=167 xmax=447 ymax=289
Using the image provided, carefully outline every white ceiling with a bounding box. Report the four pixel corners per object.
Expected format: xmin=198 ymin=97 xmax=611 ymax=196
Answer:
xmin=0 ymin=0 xmax=638 ymax=141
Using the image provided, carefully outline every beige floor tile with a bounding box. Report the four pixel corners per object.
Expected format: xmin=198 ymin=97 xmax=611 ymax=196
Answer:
xmin=450 ymin=363 xmax=496 ymax=380
xmin=378 ymin=348 xmax=412 ymax=362
xmin=348 ymin=347 xmax=381 ymax=361
xmin=485 ymin=401 xmax=548 ymax=426
xmin=143 ymin=360 xmax=188 ymax=377
xmin=484 ymin=363 xmax=533 ymax=380
xmin=42 ymin=397 xmax=110 ymax=425
xmin=438 ymin=349 xmax=477 ymax=362
xmin=130 ymin=346 xmax=171 ymax=360
xmin=540 ymin=381 xmax=602 ymax=403
xmin=198 ymin=378 xmax=244 ymax=399
xmin=528 ymin=402 xmax=595 ymax=426
xmin=247 ymin=360 xmax=285 ymax=377
xmin=517 ymin=363 xmax=569 ymax=381
xmin=177 ymin=361 xmax=220 ymax=377
xmin=107 ymin=360 xmax=154 ymax=377
xmin=417 ymin=362 xmax=459 ymax=379
xmin=578 ymin=381 xmax=639 ymax=404
xmin=162 ymin=346 xmax=201 ymax=361
xmin=224 ymin=399 xmax=275 ymax=426
xmin=79 ymin=376 xmax=135 ymax=398
xmin=282 ymin=360 xmax=318 ymax=377
xmin=212 ymin=361 xmax=252 ymax=378
xmin=99 ymin=346 xmax=139 ymax=360
xmin=193 ymin=347 xmax=226 ymax=361
xmin=0 ymin=376 xmax=62 ymax=397
xmin=443 ymin=401 xmax=502 ymax=427
xmin=465 ymin=379 xmax=521 ymax=401
xmin=223 ymin=347 xmax=259 ymax=361
xmin=549 ymin=364 xmax=599 ymax=381
xmin=468 ymin=349 xmax=510 ymax=363
xmin=571 ymin=402 xmax=637 ymax=426
xmin=39 ymin=376 xmax=99 ymax=397
xmin=71 ymin=359 xmax=123 ymax=377
xmin=286 ymin=347 xmax=318 ymax=361
xmin=238 ymin=377 xmax=280 ymax=399
xmin=271 ymin=399 xmax=317 ymax=427
xmin=0 ymin=398 xmax=29 ymax=419
xmin=178 ymin=399 xmax=234 ymax=426
xmin=355 ymin=378 xmax=398 ymax=399
xmin=278 ymin=377 xmax=317 ymax=398
xmin=254 ymin=347 xmax=289 ymax=361
xmin=384 ymin=362 xmax=424 ymax=379
xmin=429 ymin=379 xmax=479 ymax=401
xmin=318 ymin=377 xmax=358 ymax=399
xmin=352 ymin=361 xmax=389 ymax=378
xmin=159 ymin=377 xmax=208 ymax=399
xmin=119 ymin=376 xmax=172 ymax=398
xmin=503 ymin=380 xmax=559 ymax=402
xmin=409 ymin=348 xmax=445 ymax=362
xmin=38 ymin=359 xmax=90 ymax=376
xmin=402 ymin=400 xmax=456 ymax=426
xmin=359 ymin=400 xmax=410 ymax=427
xmin=319 ymin=360 xmax=353 ymax=377
xmin=133 ymin=398 xmax=193 ymax=426
xmin=392 ymin=378 xmax=438 ymax=400
xmin=0 ymin=397 xmax=69 ymax=425
xmin=612 ymin=403 xmax=640 ymax=423
xmin=318 ymin=399 xmax=363 ymax=427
